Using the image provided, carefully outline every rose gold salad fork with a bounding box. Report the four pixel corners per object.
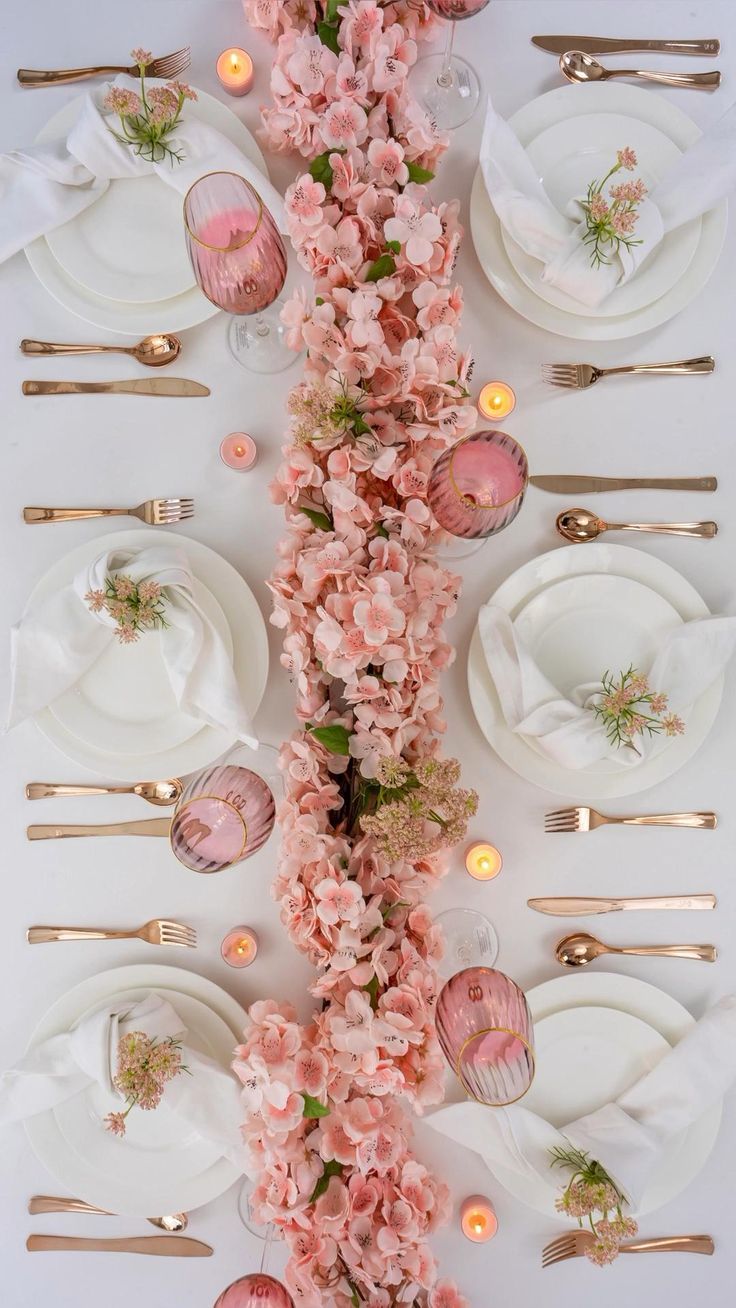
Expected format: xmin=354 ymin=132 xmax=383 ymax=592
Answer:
xmin=542 ymin=356 xmax=715 ymax=389
xmin=17 ymin=47 xmax=190 ymax=88
xmin=27 ymin=920 xmax=197 ymax=947
xmin=23 ymin=498 xmax=193 ymax=525
xmin=543 ymin=1231 xmax=714 ymax=1266
xmin=545 ymin=807 xmax=717 ymax=832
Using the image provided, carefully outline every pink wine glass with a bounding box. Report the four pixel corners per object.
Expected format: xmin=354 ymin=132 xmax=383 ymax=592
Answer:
xmin=435 ymin=966 xmax=535 ymax=1105
xmin=411 ymin=0 xmax=491 ymax=130
xmin=428 ymin=430 xmax=528 ymax=554
xmin=170 ymin=763 xmax=275 ymax=873
xmin=183 ymin=171 xmax=294 ymax=374
xmin=214 ymin=1274 xmax=294 ymax=1308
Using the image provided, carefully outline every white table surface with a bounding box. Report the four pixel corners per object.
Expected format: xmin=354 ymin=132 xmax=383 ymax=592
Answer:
xmin=1 ymin=1 xmax=734 ymax=1304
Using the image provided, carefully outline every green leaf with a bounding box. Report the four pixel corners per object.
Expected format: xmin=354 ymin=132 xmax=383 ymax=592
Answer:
xmin=364 ymin=974 xmax=379 ymax=1011
xmin=315 ymin=296 xmax=325 ymax=306
xmin=350 ymin=1291 xmax=359 ymax=1308
xmin=406 ymin=161 xmax=435 ymax=184
xmin=302 ymin=1092 xmax=330 ymax=1119
xmin=385 ymin=239 xmax=401 ymax=254
xmin=308 ymin=723 xmax=352 ymax=755
xmin=309 ymin=1158 xmax=343 ymax=1204
xmin=352 ymin=413 xmax=372 ymax=436
xmin=365 ymin=253 xmax=396 ymax=282
xmin=374 ymin=523 xmax=389 ymax=539
xmin=317 ymin=19 xmax=340 ymax=54
xmin=309 ymin=150 xmax=338 ymax=190
xmin=299 ymin=506 xmax=333 ymax=532
xmin=324 ymin=0 xmax=340 ymax=19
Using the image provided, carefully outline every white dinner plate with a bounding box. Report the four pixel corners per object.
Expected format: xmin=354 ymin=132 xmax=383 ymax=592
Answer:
xmin=49 ymin=578 xmax=233 ymax=755
xmin=29 ymin=529 xmax=268 ymax=780
xmin=467 ymin=543 xmax=724 ymax=798
xmin=26 ymin=89 xmax=269 ymax=335
xmin=501 ymin=113 xmax=701 ymax=318
xmin=25 ymin=965 xmax=250 ymax=1215
xmin=470 ymin=84 xmax=728 ymax=339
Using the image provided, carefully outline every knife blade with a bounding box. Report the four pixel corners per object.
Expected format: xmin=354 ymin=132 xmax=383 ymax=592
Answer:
xmin=27 ymin=1234 xmax=212 ymax=1256
xmin=531 ymin=35 xmax=720 ymax=56
xmin=530 ymin=475 xmax=717 ymax=494
xmin=528 ymin=895 xmax=717 ymax=916
xmin=22 ymin=378 xmax=210 ymax=397
xmin=27 ymin=818 xmax=171 ymax=839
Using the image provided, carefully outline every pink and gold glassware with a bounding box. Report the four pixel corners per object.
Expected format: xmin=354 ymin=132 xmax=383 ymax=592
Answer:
xmin=428 ymin=429 xmax=528 ymax=544
xmin=214 ymin=1274 xmax=294 ymax=1308
xmin=183 ymin=171 xmax=293 ymax=374
xmin=410 ymin=0 xmax=491 ymax=130
xmin=170 ymin=764 xmax=275 ymax=873
xmin=435 ymin=966 xmax=535 ymax=1106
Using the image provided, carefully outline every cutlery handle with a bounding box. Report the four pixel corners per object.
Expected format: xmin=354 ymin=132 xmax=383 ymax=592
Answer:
xmin=27 ymin=822 xmax=167 ymax=838
xmin=27 ymin=926 xmax=133 ymax=943
xmin=26 ymin=783 xmax=132 ymax=799
xmin=17 ymin=65 xmax=127 ymax=86
xmin=619 ymin=896 xmax=717 ymax=912
xmin=622 ymin=1236 xmax=715 ymax=1255
xmin=21 ymin=340 xmax=127 ymax=357
xmin=23 ymin=380 xmax=110 ymax=394
xmin=24 ymin=507 xmax=128 ymax=523
xmin=625 ymin=67 xmax=721 ymax=89
xmin=29 ymin=1196 xmax=110 ymax=1216
xmin=617 ymin=943 xmax=718 ymax=961
xmin=607 ymin=478 xmax=717 ymax=492
xmin=619 ymin=812 xmax=717 ymax=828
xmin=635 ymin=40 xmax=720 ymax=56
xmin=613 ymin=521 xmax=718 ymax=538
xmin=601 ymin=356 xmax=715 ymax=377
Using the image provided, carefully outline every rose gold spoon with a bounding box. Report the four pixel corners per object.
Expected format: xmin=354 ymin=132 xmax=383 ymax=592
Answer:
xmin=20 ymin=334 xmax=182 ymax=367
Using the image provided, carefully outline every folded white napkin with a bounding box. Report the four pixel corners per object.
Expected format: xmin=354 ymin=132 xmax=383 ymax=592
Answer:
xmin=0 ymin=992 xmax=249 ymax=1169
xmin=0 ymin=76 xmax=285 ymax=264
xmin=478 ymin=605 xmax=736 ymax=770
xmin=7 ymin=543 xmax=258 ymax=747
xmin=480 ymin=96 xmax=736 ymax=307
xmin=427 ymin=995 xmax=736 ymax=1211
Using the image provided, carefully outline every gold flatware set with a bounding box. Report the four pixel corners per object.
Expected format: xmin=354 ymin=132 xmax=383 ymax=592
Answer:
xmin=29 ymin=1196 xmax=188 ymax=1232
xmin=17 ymin=46 xmax=191 ymax=87
xmin=23 ymin=498 xmax=194 ymax=526
xmin=542 ymin=356 xmax=715 ymax=390
xmin=543 ymin=1231 xmax=714 ymax=1266
xmin=560 ymin=50 xmax=721 ymax=90
xmin=27 ymin=919 xmax=196 ymax=948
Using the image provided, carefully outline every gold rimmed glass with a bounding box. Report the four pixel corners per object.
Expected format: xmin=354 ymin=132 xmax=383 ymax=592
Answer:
xmin=435 ymin=966 xmax=535 ymax=1105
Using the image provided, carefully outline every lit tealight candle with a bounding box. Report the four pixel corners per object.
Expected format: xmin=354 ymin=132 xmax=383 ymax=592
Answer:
xmin=465 ymin=842 xmax=503 ymax=881
xmin=221 ymin=925 xmax=259 ymax=968
xmin=220 ymin=432 xmax=257 ymax=471
xmin=216 ymin=47 xmax=254 ymax=96
xmin=461 ymin=1195 xmax=498 ymax=1243
xmin=478 ymin=381 xmax=516 ymax=422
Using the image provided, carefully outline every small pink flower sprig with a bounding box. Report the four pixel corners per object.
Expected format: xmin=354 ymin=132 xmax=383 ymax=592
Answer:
xmin=104 ymin=48 xmax=197 ymax=166
xmin=581 ymin=147 xmax=648 ymax=269
xmin=85 ymin=574 xmax=169 ymax=645
xmin=592 ymin=665 xmax=685 ymax=753
xmin=551 ymin=1145 xmax=638 ymax=1266
xmin=105 ymin=1030 xmax=187 ymax=1137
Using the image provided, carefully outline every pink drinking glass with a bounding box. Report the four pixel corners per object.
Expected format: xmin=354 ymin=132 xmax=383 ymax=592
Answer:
xmin=411 ymin=0 xmax=491 ymax=130
xmin=183 ymin=171 xmax=294 ymax=373
xmin=435 ymin=966 xmax=535 ymax=1106
xmin=170 ymin=763 xmax=275 ymax=873
xmin=214 ymin=1274 xmax=294 ymax=1308
xmin=428 ymin=430 xmax=528 ymax=551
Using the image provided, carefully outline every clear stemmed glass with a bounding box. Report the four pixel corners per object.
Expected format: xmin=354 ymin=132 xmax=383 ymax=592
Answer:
xmin=435 ymin=907 xmax=499 ymax=979
xmin=183 ymin=171 xmax=295 ymax=373
xmin=428 ymin=429 xmax=528 ymax=559
xmin=435 ymin=966 xmax=535 ymax=1105
xmin=411 ymin=0 xmax=491 ymax=131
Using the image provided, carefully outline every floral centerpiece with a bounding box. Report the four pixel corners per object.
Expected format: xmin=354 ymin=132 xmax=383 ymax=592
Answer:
xmin=104 ymin=47 xmax=197 ymax=165
xmin=233 ymin=2 xmax=476 ymax=1305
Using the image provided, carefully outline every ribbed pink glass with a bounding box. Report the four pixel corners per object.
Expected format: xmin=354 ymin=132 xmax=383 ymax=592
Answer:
xmin=427 ymin=0 xmax=490 ymax=16
xmin=213 ymin=1274 xmax=294 ymax=1308
xmin=428 ymin=430 xmax=528 ymax=540
xmin=183 ymin=172 xmax=287 ymax=314
xmin=170 ymin=764 xmax=275 ymax=873
xmin=435 ymin=967 xmax=535 ymax=1105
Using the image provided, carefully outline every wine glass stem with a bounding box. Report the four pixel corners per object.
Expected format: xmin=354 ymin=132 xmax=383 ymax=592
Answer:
xmin=254 ymin=315 xmax=270 ymax=339
xmin=438 ymin=20 xmax=457 ymax=88
xmin=260 ymin=1222 xmax=275 ymax=1274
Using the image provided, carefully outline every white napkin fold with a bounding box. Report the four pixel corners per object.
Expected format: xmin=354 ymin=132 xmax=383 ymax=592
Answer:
xmin=0 ymin=992 xmax=250 ymax=1169
xmin=0 ymin=76 xmax=285 ymax=264
xmin=480 ymin=96 xmax=736 ymax=307
xmin=478 ymin=605 xmax=736 ymax=770
xmin=7 ymin=543 xmax=258 ymax=747
xmin=426 ymin=995 xmax=736 ymax=1210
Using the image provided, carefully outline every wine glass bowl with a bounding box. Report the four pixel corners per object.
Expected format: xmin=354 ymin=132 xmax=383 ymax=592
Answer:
xmin=213 ymin=1274 xmax=294 ymax=1308
xmin=170 ymin=763 xmax=275 ymax=873
xmin=435 ymin=966 xmax=535 ymax=1105
xmin=428 ymin=429 xmax=528 ymax=540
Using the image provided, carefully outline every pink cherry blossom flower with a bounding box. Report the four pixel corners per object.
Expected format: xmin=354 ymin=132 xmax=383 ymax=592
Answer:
xmin=384 ymin=197 xmax=443 ymax=266
xmin=321 ymin=99 xmax=369 ymax=150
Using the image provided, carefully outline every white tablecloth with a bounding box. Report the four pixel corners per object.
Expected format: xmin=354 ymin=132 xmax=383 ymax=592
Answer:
xmin=1 ymin=2 xmax=734 ymax=1305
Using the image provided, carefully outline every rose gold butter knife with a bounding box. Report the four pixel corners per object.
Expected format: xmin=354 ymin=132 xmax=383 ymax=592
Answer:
xmin=27 ymin=1235 xmax=212 ymax=1256
xmin=531 ymin=36 xmax=720 ymax=55
xmin=22 ymin=378 xmax=209 ymax=397
xmin=529 ymin=894 xmax=717 ymax=916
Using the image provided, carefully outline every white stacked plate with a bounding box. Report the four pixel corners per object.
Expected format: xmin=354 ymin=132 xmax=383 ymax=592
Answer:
xmin=29 ymin=528 xmax=269 ymax=780
xmin=25 ymin=965 xmax=249 ymax=1216
xmin=26 ymin=88 xmax=269 ymax=334
xmin=470 ymin=83 xmax=728 ymax=338
xmin=467 ymin=542 xmax=724 ymax=798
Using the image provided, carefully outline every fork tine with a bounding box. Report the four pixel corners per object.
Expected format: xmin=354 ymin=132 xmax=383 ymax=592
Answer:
xmin=542 ymin=1234 xmax=578 ymax=1255
xmin=150 ymin=47 xmax=191 ymax=77
xmin=545 ymin=808 xmax=577 ymax=819
xmin=161 ymin=926 xmax=197 ymax=944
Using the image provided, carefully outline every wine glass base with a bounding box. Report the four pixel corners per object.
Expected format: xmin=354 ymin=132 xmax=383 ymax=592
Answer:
xmin=237 ymin=1179 xmax=285 ymax=1241
xmin=435 ymin=907 xmax=499 ymax=979
xmin=410 ymin=53 xmax=483 ymax=130
xmin=435 ymin=533 xmax=489 ymax=562
xmin=228 ymin=301 xmax=301 ymax=374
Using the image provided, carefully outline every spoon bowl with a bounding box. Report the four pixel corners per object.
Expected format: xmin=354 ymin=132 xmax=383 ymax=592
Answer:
xmin=134 ymin=778 xmax=183 ymax=806
xmin=149 ymin=1213 xmax=188 ymax=1232
xmin=129 ymin=334 xmax=182 ymax=367
xmin=555 ymin=933 xmax=606 ymax=967
xmin=556 ymin=508 xmax=605 ymax=542
xmin=560 ymin=50 xmax=606 ymax=84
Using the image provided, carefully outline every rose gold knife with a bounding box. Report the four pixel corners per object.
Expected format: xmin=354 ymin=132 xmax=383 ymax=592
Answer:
xmin=531 ymin=36 xmax=720 ymax=56
xmin=22 ymin=378 xmax=209 ymax=397
xmin=529 ymin=894 xmax=717 ymax=916
xmin=27 ymin=1234 xmax=212 ymax=1256
xmin=27 ymin=819 xmax=171 ymax=839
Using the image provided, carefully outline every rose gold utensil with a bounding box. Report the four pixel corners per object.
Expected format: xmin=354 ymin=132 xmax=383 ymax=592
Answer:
xmin=529 ymin=895 xmax=717 ymax=917
xmin=27 ymin=819 xmax=171 ymax=839
xmin=27 ymin=920 xmax=197 ymax=947
xmin=556 ymin=507 xmax=717 ymax=541
xmin=22 ymin=378 xmax=208 ymax=396
xmin=28 ymin=1196 xmax=187 ymax=1232
xmin=17 ymin=47 xmax=190 ymax=88
xmin=532 ymin=36 xmax=721 ymax=57
xmin=21 ymin=335 xmax=181 ymax=367
xmin=26 ymin=780 xmax=182 ymax=806
xmin=545 ymin=807 xmax=717 ymax=832
xmin=542 ymin=356 xmax=715 ymax=389
xmin=555 ymin=931 xmax=717 ymax=966
xmin=23 ymin=498 xmax=193 ymax=525
xmin=560 ymin=50 xmax=721 ymax=89
xmin=543 ymin=1231 xmax=714 ymax=1266
xmin=26 ymin=1234 xmax=210 ymax=1256
xmin=531 ymin=475 xmax=717 ymax=494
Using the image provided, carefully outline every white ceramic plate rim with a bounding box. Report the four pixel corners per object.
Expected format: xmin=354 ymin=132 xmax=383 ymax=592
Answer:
xmin=467 ymin=542 xmax=723 ymax=798
xmin=25 ymin=965 xmax=250 ymax=1215
xmin=30 ymin=529 xmax=269 ymax=780
xmin=470 ymin=83 xmax=727 ymax=340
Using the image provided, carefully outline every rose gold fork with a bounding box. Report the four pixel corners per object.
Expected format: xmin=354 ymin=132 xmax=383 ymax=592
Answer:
xmin=27 ymin=919 xmax=196 ymax=947
xmin=542 ymin=357 xmax=715 ymax=390
xmin=17 ymin=47 xmax=190 ymax=88
xmin=23 ymin=498 xmax=193 ymax=525
xmin=543 ymin=1231 xmax=714 ymax=1266
xmin=545 ymin=807 xmax=717 ymax=832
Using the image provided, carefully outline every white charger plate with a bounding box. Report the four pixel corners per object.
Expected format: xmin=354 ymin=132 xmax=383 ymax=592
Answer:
xmin=501 ymin=113 xmax=701 ymax=318
xmin=25 ymin=965 xmax=249 ymax=1216
xmin=470 ymin=84 xmax=727 ymax=339
xmin=467 ymin=543 xmax=723 ymax=798
xmin=26 ymin=89 xmax=269 ymax=335
xmin=30 ymin=529 xmax=268 ymax=780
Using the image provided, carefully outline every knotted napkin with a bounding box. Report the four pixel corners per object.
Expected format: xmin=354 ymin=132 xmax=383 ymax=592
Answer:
xmin=7 ymin=543 xmax=258 ymax=747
